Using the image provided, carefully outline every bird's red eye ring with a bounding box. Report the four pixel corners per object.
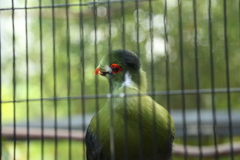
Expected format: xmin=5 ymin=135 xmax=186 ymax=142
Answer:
xmin=110 ymin=63 xmax=122 ymax=74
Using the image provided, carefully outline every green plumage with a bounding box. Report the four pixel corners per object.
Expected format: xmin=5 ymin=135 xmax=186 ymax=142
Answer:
xmin=86 ymin=50 xmax=175 ymax=160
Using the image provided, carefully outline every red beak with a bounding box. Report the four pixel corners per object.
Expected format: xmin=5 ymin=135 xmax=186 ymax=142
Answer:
xmin=94 ymin=68 xmax=103 ymax=75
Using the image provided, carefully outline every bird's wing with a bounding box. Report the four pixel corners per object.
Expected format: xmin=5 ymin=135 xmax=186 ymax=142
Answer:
xmin=85 ymin=126 xmax=104 ymax=160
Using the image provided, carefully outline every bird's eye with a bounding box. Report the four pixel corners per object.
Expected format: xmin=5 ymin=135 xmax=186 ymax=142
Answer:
xmin=110 ymin=63 xmax=122 ymax=74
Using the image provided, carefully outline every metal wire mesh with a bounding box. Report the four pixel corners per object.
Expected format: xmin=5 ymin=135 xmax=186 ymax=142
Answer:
xmin=1 ymin=0 xmax=240 ymax=160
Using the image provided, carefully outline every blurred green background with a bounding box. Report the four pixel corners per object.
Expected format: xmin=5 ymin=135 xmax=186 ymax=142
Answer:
xmin=1 ymin=0 xmax=240 ymax=159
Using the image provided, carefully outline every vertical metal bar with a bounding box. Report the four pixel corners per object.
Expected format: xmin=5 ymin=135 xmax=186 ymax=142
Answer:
xmin=0 ymin=18 xmax=1 ymax=160
xmin=120 ymin=1 xmax=129 ymax=160
xmin=239 ymin=0 xmax=240 ymax=43
xmin=121 ymin=1 xmax=126 ymax=51
xmin=38 ymin=0 xmax=44 ymax=160
xmin=11 ymin=0 xmax=17 ymax=159
xmin=65 ymin=1 xmax=72 ymax=160
xmin=93 ymin=2 xmax=100 ymax=159
xmin=25 ymin=0 xmax=30 ymax=159
xmin=106 ymin=0 xmax=115 ymax=159
xmin=51 ymin=1 xmax=58 ymax=160
xmin=79 ymin=0 xmax=86 ymax=159
xmin=135 ymin=0 xmax=140 ymax=55
xmin=149 ymin=0 xmax=154 ymax=98
xmin=223 ymin=0 xmax=234 ymax=159
xmin=163 ymin=0 xmax=170 ymax=117
xmin=192 ymin=1 xmax=203 ymax=159
xmin=163 ymin=1 xmax=173 ymax=159
xmin=148 ymin=0 xmax=157 ymax=158
xmin=177 ymin=0 xmax=188 ymax=159
xmin=134 ymin=1 xmax=143 ymax=160
xmin=208 ymin=0 xmax=219 ymax=159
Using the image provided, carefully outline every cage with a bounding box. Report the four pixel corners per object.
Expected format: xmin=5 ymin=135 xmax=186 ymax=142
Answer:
xmin=1 ymin=0 xmax=240 ymax=160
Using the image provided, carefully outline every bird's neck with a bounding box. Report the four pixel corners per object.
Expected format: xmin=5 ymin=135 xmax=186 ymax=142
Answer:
xmin=136 ymin=69 xmax=148 ymax=92
xmin=110 ymin=69 xmax=148 ymax=93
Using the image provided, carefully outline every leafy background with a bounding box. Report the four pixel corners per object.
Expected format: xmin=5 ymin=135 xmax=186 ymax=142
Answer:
xmin=1 ymin=0 xmax=240 ymax=159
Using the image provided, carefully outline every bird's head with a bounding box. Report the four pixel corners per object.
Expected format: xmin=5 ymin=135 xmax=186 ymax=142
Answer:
xmin=95 ymin=49 xmax=147 ymax=92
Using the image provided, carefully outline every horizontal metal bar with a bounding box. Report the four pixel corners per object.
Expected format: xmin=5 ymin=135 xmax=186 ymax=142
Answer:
xmin=0 ymin=0 xmax=150 ymax=11
xmin=1 ymin=87 xmax=240 ymax=104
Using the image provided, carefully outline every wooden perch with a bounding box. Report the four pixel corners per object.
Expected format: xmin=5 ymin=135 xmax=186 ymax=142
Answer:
xmin=173 ymin=142 xmax=240 ymax=158
xmin=2 ymin=126 xmax=240 ymax=157
xmin=2 ymin=127 xmax=85 ymax=141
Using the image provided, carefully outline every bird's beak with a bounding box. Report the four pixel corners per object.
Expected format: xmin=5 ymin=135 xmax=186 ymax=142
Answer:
xmin=95 ymin=67 xmax=103 ymax=75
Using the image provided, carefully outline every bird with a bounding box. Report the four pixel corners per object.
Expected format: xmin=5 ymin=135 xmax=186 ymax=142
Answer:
xmin=85 ymin=49 xmax=175 ymax=160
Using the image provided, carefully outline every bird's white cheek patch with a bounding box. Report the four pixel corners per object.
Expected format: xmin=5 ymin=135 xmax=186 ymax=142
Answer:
xmin=121 ymin=71 xmax=136 ymax=89
xmin=105 ymin=66 xmax=112 ymax=73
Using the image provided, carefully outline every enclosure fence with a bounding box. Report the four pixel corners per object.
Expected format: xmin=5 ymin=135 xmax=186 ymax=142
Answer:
xmin=1 ymin=0 xmax=240 ymax=160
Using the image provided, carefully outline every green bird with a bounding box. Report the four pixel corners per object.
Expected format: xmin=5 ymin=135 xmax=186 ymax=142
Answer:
xmin=85 ymin=49 xmax=175 ymax=160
